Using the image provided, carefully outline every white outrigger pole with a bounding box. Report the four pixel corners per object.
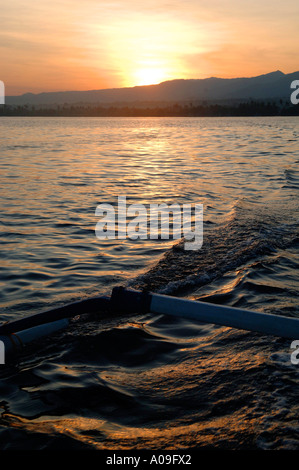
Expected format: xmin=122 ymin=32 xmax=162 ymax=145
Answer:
xmin=1 ymin=286 xmax=299 ymax=362
xmin=110 ymin=287 xmax=299 ymax=340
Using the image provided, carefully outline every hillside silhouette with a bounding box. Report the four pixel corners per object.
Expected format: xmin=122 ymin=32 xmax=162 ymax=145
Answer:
xmin=5 ymin=70 xmax=299 ymax=108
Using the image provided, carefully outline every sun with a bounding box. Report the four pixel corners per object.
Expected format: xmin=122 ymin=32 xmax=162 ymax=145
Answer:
xmin=134 ymin=68 xmax=167 ymax=86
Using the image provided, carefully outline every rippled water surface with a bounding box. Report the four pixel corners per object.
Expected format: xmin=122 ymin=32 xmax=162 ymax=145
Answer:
xmin=0 ymin=116 xmax=298 ymax=450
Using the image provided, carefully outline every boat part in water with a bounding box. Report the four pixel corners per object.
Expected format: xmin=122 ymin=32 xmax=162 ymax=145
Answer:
xmin=0 ymin=319 xmax=69 ymax=361
xmin=1 ymin=285 xmax=299 ymax=362
xmin=0 ymin=295 xmax=110 ymax=336
xmin=109 ymin=287 xmax=299 ymax=340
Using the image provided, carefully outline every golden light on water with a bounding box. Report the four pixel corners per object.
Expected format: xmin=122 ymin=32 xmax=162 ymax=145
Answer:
xmin=5 ymin=336 xmax=267 ymax=449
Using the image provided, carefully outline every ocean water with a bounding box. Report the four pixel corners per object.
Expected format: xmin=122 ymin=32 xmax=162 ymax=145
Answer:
xmin=0 ymin=116 xmax=298 ymax=450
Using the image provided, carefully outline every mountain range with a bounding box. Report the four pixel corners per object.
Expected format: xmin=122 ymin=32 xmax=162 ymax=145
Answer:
xmin=6 ymin=71 xmax=298 ymax=107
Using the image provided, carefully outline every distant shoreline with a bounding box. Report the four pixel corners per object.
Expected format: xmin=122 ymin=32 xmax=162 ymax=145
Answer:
xmin=1 ymin=100 xmax=298 ymax=117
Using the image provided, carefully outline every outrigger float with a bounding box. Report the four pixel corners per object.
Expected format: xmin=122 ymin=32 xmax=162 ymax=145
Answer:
xmin=1 ymin=286 xmax=299 ymax=361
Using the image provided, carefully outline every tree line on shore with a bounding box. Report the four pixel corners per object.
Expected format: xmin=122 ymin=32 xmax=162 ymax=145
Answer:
xmin=1 ymin=99 xmax=298 ymax=117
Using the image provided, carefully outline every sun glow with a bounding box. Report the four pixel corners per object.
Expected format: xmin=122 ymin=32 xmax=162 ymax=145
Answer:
xmin=134 ymin=68 xmax=167 ymax=86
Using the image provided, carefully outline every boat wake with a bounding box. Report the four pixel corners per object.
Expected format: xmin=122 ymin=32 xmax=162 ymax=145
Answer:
xmin=130 ymin=197 xmax=299 ymax=296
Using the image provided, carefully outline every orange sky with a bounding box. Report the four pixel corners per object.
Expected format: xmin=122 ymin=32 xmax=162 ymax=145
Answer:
xmin=1 ymin=0 xmax=299 ymax=95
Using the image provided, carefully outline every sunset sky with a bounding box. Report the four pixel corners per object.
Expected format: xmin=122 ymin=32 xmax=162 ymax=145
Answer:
xmin=1 ymin=0 xmax=299 ymax=95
